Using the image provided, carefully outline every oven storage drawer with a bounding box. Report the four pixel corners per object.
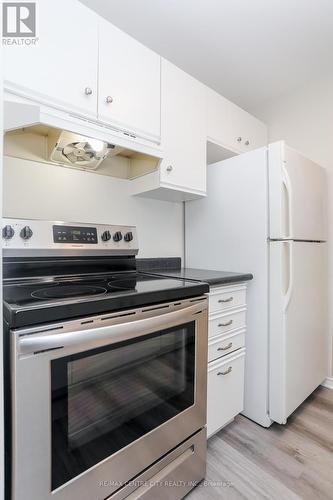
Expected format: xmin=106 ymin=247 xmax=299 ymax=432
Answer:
xmin=107 ymin=428 xmax=207 ymax=500
xmin=209 ymin=285 xmax=246 ymax=314
xmin=208 ymin=309 xmax=246 ymax=338
xmin=207 ymin=348 xmax=245 ymax=438
xmin=208 ymin=329 xmax=245 ymax=363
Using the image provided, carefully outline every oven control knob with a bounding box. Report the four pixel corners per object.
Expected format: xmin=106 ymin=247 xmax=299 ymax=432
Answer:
xmin=101 ymin=230 xmax=111 ymax=242
xmin=113 ymin=231 xmax=123 ymax=242
xmin=20 ymin=226 xmax=33 ymax=240
xmin=124 ymin=231 xmax=133 ymax=242
xmin=2 ymin=225 xmax=15 ymax=240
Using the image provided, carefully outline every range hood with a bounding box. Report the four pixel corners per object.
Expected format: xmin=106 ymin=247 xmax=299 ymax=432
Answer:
xmin=4 ymin=99 xmax=162 ymax=179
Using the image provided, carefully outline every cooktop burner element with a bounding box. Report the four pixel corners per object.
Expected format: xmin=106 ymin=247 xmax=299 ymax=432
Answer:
xmin=31 ymin=284 xmax=107 ymax=300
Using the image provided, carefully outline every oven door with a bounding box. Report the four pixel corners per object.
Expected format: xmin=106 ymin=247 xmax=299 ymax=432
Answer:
xmin=11 ymin=298 xmax=208 ymax=500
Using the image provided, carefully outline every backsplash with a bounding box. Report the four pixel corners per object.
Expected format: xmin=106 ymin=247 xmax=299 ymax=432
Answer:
xmin=3 ymin=156 xmax=184 ymax=258
xmin=136 ymin=257 xmax=181 ymax=271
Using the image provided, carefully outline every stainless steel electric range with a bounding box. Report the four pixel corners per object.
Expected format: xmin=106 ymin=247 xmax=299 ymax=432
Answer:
xmin=2 ymin=218 xmax=209 ymax=500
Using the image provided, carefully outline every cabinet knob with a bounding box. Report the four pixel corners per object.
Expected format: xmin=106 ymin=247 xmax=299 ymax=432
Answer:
xmin=237 ymin=137 xmax=242 ymax=142
xmin=245 ymin=140 xmax=250 ymax=146
xmin=166 ymin=165 xmax=173 ymax=172
xmin=106 ymin=96 xmax=114 ymax=104
xmin=84 ymin=87 xmax=93 ymax=96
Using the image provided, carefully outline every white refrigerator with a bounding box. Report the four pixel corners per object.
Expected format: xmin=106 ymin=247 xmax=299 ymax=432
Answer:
xmin=185 ymin=141 xmax=328 ymax=427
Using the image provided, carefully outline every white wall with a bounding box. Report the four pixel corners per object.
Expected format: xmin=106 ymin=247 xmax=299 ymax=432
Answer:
xmin=3 ymin=157 xmax=184 ymax=259
xmin=256 ymin=75 xmax=333 ymax=383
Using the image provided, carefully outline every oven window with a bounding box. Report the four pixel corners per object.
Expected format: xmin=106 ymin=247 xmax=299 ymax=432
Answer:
xmin=51 ymin=321 xmax=196 ymax=490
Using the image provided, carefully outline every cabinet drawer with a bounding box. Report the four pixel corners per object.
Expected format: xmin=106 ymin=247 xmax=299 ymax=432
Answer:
xmin=209 ymin=287 xmax=246 ymax=314
xmin=208 ymin=329 xmax=245 ymax=363
xmin=209 ymin=309 xmax=246 ymax=338
xmin=207 ymin=349 xmax=245 ymax=438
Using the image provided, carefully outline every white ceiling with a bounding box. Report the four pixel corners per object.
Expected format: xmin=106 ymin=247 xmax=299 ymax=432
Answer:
xmin=80 ymin=0 xmax=333 ymax=113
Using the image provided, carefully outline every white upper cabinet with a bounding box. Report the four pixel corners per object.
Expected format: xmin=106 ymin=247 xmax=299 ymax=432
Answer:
xmin=3 ymin=1 xmax=161 ymax=144
xmin=3 ymin=0 xmax=268 ymax=201
xmin=159 ymin=59 xmax=206 ymax=195
xmin=98 ymin=19 xmax=161 ymax=143
xmin=206 ymin=87 xmax=267 ymax=153
xmin=3 ymin=0 xmax=98 ymax=119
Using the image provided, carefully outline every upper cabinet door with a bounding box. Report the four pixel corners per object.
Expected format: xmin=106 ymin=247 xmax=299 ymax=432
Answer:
xmin=98 ymin=19 xmax=161 ymax=143
xmin=3 ymin=0 xmax=98 ymax=118
xmin=206 ymin=88 xmax=267 ymax=153
xmin=206 ymin=89 xmax=233 ymax=147
xmin=159 ymin=60 xmax=206 ymax=195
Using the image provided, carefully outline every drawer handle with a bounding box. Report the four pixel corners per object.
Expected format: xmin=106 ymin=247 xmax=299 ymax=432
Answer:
xmin=218 ymin=297 xmax=234 ymax=303
xmin=218 ymin=342 xmax=233 ymax=351
xmin=218 ymin=320 xmax=233 ymax=327
xmin=218 ymin=366 xmax=232 ymax=376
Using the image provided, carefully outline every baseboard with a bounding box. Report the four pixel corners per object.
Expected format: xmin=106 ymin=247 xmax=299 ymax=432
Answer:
xmin=321 ymin=377 xmax=333 ymax=390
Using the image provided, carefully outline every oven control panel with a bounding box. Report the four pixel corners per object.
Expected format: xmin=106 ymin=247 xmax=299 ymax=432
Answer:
xmin=2 ymin=218 xmax=138 ymax=257
xmin=53 ymin=225 xmax=98 ymax=244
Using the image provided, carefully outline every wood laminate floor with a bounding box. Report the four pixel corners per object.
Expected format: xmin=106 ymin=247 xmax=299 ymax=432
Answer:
xmin=188 ymin=387 xmax=333 ymax=500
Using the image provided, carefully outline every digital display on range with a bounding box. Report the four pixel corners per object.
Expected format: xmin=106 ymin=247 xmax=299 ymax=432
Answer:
xmin=53 ymin=225 xmax=98 ymax=244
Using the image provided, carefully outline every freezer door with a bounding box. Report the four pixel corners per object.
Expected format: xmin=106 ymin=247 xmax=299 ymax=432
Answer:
xmin=269 ymin=241 xmax=328 ymax=424
xmin=269 ymin=141 xmax=327 ymax=241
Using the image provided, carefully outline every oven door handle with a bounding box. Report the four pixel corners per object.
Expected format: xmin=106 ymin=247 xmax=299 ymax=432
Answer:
xmin=18 ymin=302 xmax=207 ymax=355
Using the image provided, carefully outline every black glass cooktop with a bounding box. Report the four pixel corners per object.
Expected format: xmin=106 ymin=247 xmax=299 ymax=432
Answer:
xmin=3 ymin=272 xmax=209 ymax=328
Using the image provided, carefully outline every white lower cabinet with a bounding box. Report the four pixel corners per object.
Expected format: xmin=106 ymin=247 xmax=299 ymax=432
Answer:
xmin=207 ymin=349 xmax=246 ymax=437
xmin=206 ymin=283 xmax=247 ymax=438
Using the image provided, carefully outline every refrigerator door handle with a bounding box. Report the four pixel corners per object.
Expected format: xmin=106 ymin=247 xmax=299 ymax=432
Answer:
xmin=282 ymin=166 xmax=293 ymax=239
xmin=283 ymin=240 xmax=293 ymax=311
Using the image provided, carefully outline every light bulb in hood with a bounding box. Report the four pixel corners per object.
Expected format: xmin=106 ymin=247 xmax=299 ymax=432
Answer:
xmin=88 ymin=138 xmax=106 ymax=153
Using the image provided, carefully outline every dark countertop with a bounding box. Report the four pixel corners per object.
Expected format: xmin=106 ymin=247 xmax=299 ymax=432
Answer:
xmin=137 ymin=259 xmax=253 ymax=287
xmin=145 ymin=268 xmax=253 ymax=286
